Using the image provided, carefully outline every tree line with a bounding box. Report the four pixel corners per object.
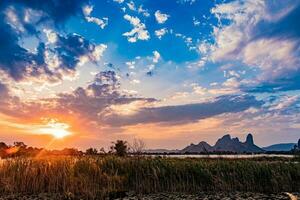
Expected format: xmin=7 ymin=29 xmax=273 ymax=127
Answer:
xmin=0 ymin=139 xmax=146 ymax=158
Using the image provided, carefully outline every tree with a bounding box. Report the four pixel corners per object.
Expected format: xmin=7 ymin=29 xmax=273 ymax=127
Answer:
xmin=85 ymin=148 xmax=98 ymax=155
xmin=111 ymin=140 xmax=129 ymax=157
xmin=0 ymin=142 xmax=8 ymax=158
xmin=13 ymin=142 xmax=27 ymax=149
xmin=0 ymin=142 xmax=7 ymax=149
xmin=99 ymin=147 xmax=106 ymax=154
xmin=130 ymin=138 xmax=146 ymax=155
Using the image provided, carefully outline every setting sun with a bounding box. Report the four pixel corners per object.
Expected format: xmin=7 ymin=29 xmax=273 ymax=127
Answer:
xmin=36 ymin=120 xmax=72 ymax=139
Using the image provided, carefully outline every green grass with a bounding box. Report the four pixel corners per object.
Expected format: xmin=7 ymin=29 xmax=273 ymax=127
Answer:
xmin=0 ymin=156 xmax=299 ymax=198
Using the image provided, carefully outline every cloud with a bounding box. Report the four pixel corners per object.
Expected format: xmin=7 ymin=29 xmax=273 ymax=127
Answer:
xmin=102 ymin=95 xmax=264 ymax=126
xmin=193 ymin=17 xmax=200 ymax=26
xmin=155 ymin=28 xmax=168 ymax=39
xmin=0 ymin=70 xmax=157 ymax=128
xmin=127 ymin=1 xmax=136 ymax=11
xmin=242 ymin=38 xmax=300 ymax=92
xmin=0 ymin=68 xmax=263 ymax=130
xmin=0 ymin=82 xmax=9 ymax=100
xmin=152 ymin=51 xmax=161 ymax=63
xmin=0 ymin=0 xmax=108 ymax=84
xmin=126 ymin=61 xmax=135 ymax=69
xmin=269 ymin=95 xmax=300 ymax=113
xmin=113 ymin=0 xmax=124 ymax=3
xmin=177 ymin=0 xmax=197 ymax=5
xmin=43 ymin=29 xmax=58 ymax=44
xmin=138 ymin=5 xmax=150 ymax=17
xmin=189 ymin=81 xmax=240 ymax=97
xmin=47 ymin=71 xmax=157 ymax=125
xmin=10 ymin=0 xmax=87 ymax=23
xmin=123 ymin=14 xmax=150 ymax=42
xmin=201 ymin=0 xmax=300 ymax=92
xmin=83 ymin=5 xmax=108 ymax=29
xmin=54 ymin=33 xmax=107 ymax=70
xmin=154 ymin=10 xmax=170 ymax=24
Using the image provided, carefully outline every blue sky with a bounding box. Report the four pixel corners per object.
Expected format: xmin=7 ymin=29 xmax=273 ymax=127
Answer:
xmin=0 ymin=0 xmax=299 ymax=149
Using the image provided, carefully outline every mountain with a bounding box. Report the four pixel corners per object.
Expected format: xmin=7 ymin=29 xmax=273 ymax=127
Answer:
xmin=243 ymin=134 xmax=264 ymax=153
xmin=181 ymin=133 xmax=264 ymax=153
xmin=263 ymin=143 xmax=296 ymax=152
xmin=181 ymin=141 xmax=213 ymax=154
xmin=144 ymin=149 xmax=179 ymax=154
xmin=214 ymin=135 xmax=246 ymax=152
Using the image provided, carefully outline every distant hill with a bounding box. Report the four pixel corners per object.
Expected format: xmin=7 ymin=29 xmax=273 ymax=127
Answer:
xmin=263 ymin=143 xmax=296 ymax=152
xmin=181 ymin=133 xmax=264 ymax=153
xmin=181 ymin=141 xmax=213 ymax=154
xmin=144 ymin=149 xmax=179 ymax=154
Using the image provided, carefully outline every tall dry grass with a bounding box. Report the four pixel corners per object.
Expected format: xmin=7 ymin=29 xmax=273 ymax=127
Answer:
xmin=0 ymin=156 xmax=299 ymax=198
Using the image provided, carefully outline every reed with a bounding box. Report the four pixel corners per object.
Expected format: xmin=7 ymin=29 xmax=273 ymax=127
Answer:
xmin=0 ymin=156 xmax=299 ymax=198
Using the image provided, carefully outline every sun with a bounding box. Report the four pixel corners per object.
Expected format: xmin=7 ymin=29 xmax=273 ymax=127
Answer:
xmin=37 ymin=119 xmax=72 ymax=139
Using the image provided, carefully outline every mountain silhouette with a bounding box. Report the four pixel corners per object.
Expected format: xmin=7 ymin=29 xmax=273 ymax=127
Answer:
xmin=181 ymin=141 xmax=213 ymax=154
xmin=263 ymin=143 xmax=296 ymax=151
xmin=181 ymin=133 xmax=264 ymax=153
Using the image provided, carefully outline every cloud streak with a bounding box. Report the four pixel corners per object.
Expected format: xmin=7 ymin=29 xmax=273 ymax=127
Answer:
xmin=102 ymin=95 xmax=264 ymax=126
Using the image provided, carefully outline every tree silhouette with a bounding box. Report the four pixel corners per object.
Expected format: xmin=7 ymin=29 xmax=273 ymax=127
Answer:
xmin=111 ymin=140 xmax=129 ymax=157
xmin=130 ymin=139 xmax=146 ymax=155
xmin=86 ymin=148 xmax=98 ymax=155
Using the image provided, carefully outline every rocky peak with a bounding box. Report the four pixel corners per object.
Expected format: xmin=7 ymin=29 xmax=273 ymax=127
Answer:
xmin=246 ymin=133 xmax=254 ymax=145
xmin=222 ymin=134 xmax=231 ymax=140
xmin=233 ymin=137 xmax=240 ymax=143
xmin=180 ymin=141 xmax=213 ymax=153
xmin=215 ymin=134 xmax=231 ymax=145
xmin=181 ymin=133 xmax=264 ymax=153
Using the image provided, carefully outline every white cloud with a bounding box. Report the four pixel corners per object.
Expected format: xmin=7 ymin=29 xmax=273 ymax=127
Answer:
xmin=155 ymin=28 xmax=168 ymax=39
xmin=193 ymin=17 xmax=200 ymax=26
xmin=177 ymin=0 xmax=197 ymax=5
xmin=78 ymin=44 xmax=107 ymax=66
xmin=83 ymin=5 xmax=108 ymax=29
xmin=86 ymin=16 xmax=108 ymax=29
xmin=224 ymin=70 xmax=240 ymax=78
xmin=152 ymin=51 xmax=161 ymax=63
xmin=43 ymin=29 xmax=57 ymax=44
xmin=126 ymin=61 xmax=136 ymax=69
xmin=123 ymin=14 xmax=150 ymax=42
xmin=155 ymin=10 xmax=170 ymax=24
xmin=92 ymin=44 xmax=107 ymax=61
xmin=189 ymin=77 xmax=241 ymax=97
xmin=138 ymin=5 xmax=150 ymax=17
xmin=113 ymin=0 xmax=124 ymax=3
xmin=269 ymin=95 xmax=300 ymax=111
xmin=130 ymin=79 xmax=140 ymax=84
xmin=208 ymin=0 xmax=299 ymax=63
xmin=83 ymin=5 xmax=93 ymax=16
xmin=222 ymin=77 xmax=240 ymax=88
xmin=127 ymin=1 xmax=136 ymax=11
xmin=198 ymin=0 xmax=300 ymax=88
xmin=191 ymin=83 xmax=207 ymax=96
xmin=242 ymin=38 xmax=299 ymax=79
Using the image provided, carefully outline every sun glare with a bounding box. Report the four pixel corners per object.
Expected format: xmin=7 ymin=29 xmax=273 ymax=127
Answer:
xmin=37 ymin=119 xmax=72 ymax=139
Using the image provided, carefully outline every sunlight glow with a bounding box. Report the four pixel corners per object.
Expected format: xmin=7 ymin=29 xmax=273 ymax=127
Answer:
xmin=37 ymin=119 xmax=72 ymax=139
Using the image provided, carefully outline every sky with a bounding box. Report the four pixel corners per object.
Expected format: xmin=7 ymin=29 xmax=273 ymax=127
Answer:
xmin=0 ymin=0 xmax=300 ymax=150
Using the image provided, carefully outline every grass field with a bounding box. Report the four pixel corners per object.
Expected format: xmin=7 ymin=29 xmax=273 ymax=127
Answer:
xmin=0 ymin=156 xmax=299 ymax=199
